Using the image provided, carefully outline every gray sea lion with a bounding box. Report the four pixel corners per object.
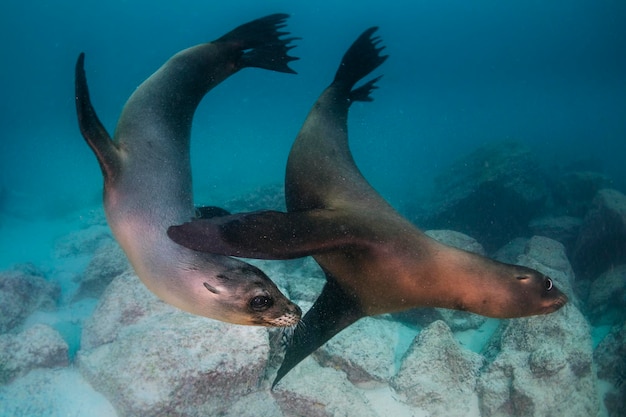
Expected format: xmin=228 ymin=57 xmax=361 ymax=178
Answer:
xmin=167 ymin=28 xmax=568 ymax=384
xmin=75 ymin=14 xmax=301 ymax=327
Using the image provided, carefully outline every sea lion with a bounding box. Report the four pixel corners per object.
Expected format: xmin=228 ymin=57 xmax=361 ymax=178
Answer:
xmin=167 ymin=28 xmax=568 ymax=385
xmin=74 ymin=14 xmax=301 ymax=327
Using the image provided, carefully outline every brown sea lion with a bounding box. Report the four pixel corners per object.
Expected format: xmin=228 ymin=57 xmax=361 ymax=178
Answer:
xmin=167 ymin=27 xmax=568 ymax=385
xmin=75 ymin=14 xmax=301 ymax=327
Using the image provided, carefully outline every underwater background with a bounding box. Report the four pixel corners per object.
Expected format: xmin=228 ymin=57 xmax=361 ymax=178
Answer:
xmin=1 ymin=1 xmax=625 ymax=416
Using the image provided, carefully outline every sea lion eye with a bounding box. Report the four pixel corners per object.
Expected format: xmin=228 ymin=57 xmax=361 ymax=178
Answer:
xmin=249 ymin=295 xmax=273 ymax=311
xmin=545 ymin=278 xmax=553 ymax=291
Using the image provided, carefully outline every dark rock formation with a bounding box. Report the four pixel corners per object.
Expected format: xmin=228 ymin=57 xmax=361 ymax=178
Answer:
xmin=549 ymin=171 xmax=613 ymax=217
xmin=528 ymin=215 xmax=582 ymax=251
xmin=419 ymin=141 xmax=548 ymax=251
xmin=593 ymin=322 xmax=626 ymax=417
xmin=587 ymin=265 xmax=626 ymax=326
xmin=571 ymin=188 xmax=626 ymax=281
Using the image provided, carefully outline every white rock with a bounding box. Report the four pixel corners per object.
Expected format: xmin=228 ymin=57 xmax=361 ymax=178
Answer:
xmin=0 ymin=324 xmax=68 ymax=384
xmin=272 ymin=358 xmax=378 ymax=417
xmin=78 ymin=272 xmax=272 ymax=417
xmin=315 ymin=316 xmax=399 ymax=384
xmin=391 ymin=320 xmax=484 ymax=417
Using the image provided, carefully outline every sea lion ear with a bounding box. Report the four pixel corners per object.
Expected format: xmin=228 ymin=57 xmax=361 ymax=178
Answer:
xmin=167 ymin=209 xmax=361 ymax=260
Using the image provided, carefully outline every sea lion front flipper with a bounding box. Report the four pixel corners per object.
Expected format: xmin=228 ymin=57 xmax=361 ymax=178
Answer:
xmin=216 ymin=13 xmax=299 ymax=74
xmin=75 ymin=53 xmax=120 ymax=182
xmin=195 ymin=206 xmax=231 ymax=219
xmin=168 ymin=209 xmax=362 ymax=260
xmin=273 ymin=272 xmax=364 ymax=388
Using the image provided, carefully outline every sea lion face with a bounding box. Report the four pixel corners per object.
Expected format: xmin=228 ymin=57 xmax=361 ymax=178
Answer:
xmin=187 ymin=263 xmax=302 ymax=327
xmin=498 ymin=265 xmax=568 ymax=318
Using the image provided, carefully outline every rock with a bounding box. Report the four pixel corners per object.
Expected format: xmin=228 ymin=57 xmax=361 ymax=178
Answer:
xmin=522 ymin=236 xmax=575 ymax=283
xmin=572 ymin=188 xmax=626 ymax=281
xmin=223 ymin=183 xmax=286 ymax=213
xmin=492 ymin=235 xmax=577 ymax=306
xmin=424 ymin=229 xmax=486 ymax=255
xmin=0 ymin=266 xmax=60 ymax=333
xmin=477 ymin=237 xmax=597 ymax=417
xmin=54 ymin=225 xmax=112 ymax=258
xmin=282 ymin=258 xmax=326 ymax=304
xmin=272 ymin=358 xmax=378 ymax=417
xmin=394 ymin=230 xmax=488 ymax=331
xmin=78 ymin=271 xmax=273 ymax=417
xmin=0 ymin=368 xmax=117 ymax=417
xmin=80 ymin=271 xmax=172 ymax=350
xmin=550 ymin=171 xmax=613 ymax=217
xmin=419 ymin=141 xmax=548 ymax=251
xmin=587 ymin=265 xmax=626 ymax=325
xmin=493 ymin=238 xmax=529 ymax=264
xmin=73 ymin=240 xmax=130 ymax=301
xmin=528 ymin=215 xmax=582 ymax=250
xmin=593 ymin=322 xmax=626 ymax=417
xmin=390 ymin=320 xmax=484 ymax=417
xmin=224 ymin=391 xmax=285 ymax=417
xmin=246 ymin=257 xmax=324 ymax=305
xmin=315 ymin=316 xmax=399 ymax=384
xmin=0 ymin=324 xmax=69 ymax=384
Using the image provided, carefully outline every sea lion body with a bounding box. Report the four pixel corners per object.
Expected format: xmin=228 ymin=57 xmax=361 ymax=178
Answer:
xmin=168 ymin=28 xmax=567 ymax=383
xmin=75 ymin=14 xmax=301 ymax=327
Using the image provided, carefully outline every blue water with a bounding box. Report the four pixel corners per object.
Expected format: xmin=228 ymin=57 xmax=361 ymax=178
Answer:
xmin=1 ymin=0 xmax=624 ymax=219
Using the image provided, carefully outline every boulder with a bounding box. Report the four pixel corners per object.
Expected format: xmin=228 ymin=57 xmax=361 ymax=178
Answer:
xmin=593 ymin=322 xmax=626 ymax=417
xmin=477 ymin=237 xmax=597 ymax=417
xmin=528 ymin=215 xmax=582 ymax=251
xmin=550 ymin=171 xmax=613 ymax=217
xmin=0 ymin=265 xmax=60 ymax=333
xmin=223 ymin=183 xmax=286 ymax=213
xmin=424 ymin=229 xmax=486 ymax=255
xmin=572 ymin=188 xmax=626 ymax=281
xmin=54 ymin=225 xmax=112 ymax=258
xmin=315 ymin=316 xmax=399 ymax=384
xmin=0 ymin=324 xmax=68 ymax=384
xmin=73 ymin=240 xmax=130 ymax=301
xmin=78 ymin=272 xmax=273 ymax=417
xmin=587 ymin=265 xmax=626 ymax=325
xmin=0 ymin=368 xmax=117 ymax=417
xmin=419 ymin=141 xmax=548 ymax=251
xmin=390 ymin=320 xmax=484 ymax=417
xmin=272 ymin=358 xmax=378 ymax=417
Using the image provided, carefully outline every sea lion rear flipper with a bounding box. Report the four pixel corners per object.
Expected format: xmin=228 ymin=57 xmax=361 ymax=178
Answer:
xmin=168 ymin=209 xmax=360 ymax=260
xmin=334 ymin=27 xmax=388 ymax=102
xmin=75 ymin=53 xmax=120 ymax=182
xmin=273 ymin=273 xmax=364 ymax=388
xmin=216 ymin=13 xmax=299 ymax=74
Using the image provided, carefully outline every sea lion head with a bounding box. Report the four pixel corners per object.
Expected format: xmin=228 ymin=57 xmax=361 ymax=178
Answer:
xmin=507 ymin=265 xmax=568 ymax=315
xmin=179 ymin=258 xmax=302 ymax=327
xmin=481 ymin=263 xmax=568 ymax=318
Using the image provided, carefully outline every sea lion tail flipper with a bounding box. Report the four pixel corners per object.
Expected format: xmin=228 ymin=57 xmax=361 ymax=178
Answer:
xmin=334 ymin=27 xmax=388 ymax=102
xmin=168 ymin=209 xmax=360 ymax=260
xmin=216 ymin=13 xmax=299 ymax=74
xmin=273 ymin=274 xmax=364 ymax=388
xmin=75 ymin=53 xmax=120 ymax=181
